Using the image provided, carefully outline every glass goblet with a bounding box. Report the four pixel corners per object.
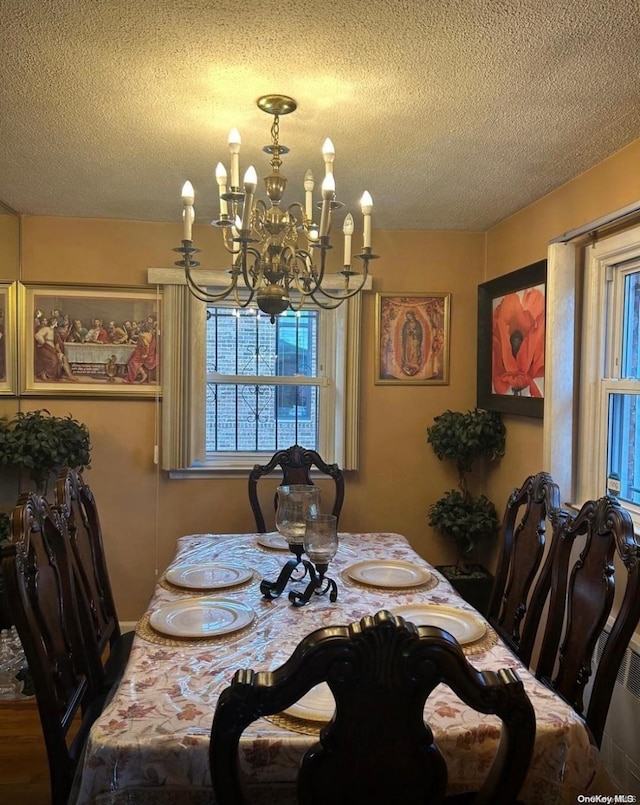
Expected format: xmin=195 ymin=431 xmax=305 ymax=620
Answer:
xmin=276 ymin=485 xmax=320 ymax=561
xmin=303 ymin=514 xmax=338 ymax=574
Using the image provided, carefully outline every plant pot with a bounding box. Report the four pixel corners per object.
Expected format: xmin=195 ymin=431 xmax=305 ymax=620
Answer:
xmin=435 ymin=564 xmax=494 ymax=616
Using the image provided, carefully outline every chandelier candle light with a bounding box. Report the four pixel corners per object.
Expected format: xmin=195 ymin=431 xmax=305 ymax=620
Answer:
xmin=174 ymin=94 xmax=377 ymax=322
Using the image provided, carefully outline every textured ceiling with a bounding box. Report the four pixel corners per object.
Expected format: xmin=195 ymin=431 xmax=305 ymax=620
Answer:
xmin=1 ymin=0 xmax=640 ymax=231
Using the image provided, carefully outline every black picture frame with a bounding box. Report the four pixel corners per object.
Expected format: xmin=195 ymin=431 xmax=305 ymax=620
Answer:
xmin=477 ymin=259 xmax=547 ymax=418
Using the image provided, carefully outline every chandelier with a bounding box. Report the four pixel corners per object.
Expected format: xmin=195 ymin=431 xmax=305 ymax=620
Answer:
xmin=173 ymin=94 xmax=377 ymax=322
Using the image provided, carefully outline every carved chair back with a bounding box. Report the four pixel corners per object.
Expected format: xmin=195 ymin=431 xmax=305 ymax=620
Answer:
xmin=487 ymin=471 xmax=567 ymax=664
xmin=210 ymin=611 xmax=536 ymax=805
xmin=2 ymin=492 xmax=105 ymax=804
xmin=248 ymin=444 xmax=344 ymax=533
xmin=55 ymin=468 xmax=133 ymax=689
xmin=55 ymin=469 xmax=120 ymax=650
xmin=533 ymin=496 xmax=640 ymax=747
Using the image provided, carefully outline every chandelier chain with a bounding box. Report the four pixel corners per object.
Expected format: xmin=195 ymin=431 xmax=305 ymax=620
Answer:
xmin=270 ymin=114 xmax=282 ymax=171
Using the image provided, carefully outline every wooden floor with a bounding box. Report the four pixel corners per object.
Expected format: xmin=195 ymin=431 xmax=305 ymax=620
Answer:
xmin=0 ymin=697 xmax=50 ymax=805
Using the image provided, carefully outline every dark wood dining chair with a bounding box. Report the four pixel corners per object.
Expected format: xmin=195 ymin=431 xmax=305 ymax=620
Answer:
xmin=532 ymin=495 xmax=640 ymax=747
xmin=486 ymin=471 xmax=567 ymax=663
xmin=248 ymin=444 xmax=345 ymax=533
xmin=210 ymin=610 xmax=536 ymax=805
xmin=1 ymin=492 xmax=108 ymax=805
xmin=55 ymin=467 xmax=134 ymax=691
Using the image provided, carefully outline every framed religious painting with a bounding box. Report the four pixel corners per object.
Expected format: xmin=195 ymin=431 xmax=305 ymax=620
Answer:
xmin=0 ymin=281 xmax=17 ymax=395
xmin=20 ymin=284 xmax=162 ymax=397
xmin=375 ymin=292 xmax=451 ymax=385
xmin=476 ymin=260 xmax=546 ymax=418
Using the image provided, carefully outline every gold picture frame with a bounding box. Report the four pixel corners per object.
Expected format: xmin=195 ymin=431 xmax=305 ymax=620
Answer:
xmin=375 ymin=292 xmax=451 ymax=385
xmin=20 ymin=283 xmax=161 ymax=397
xmin=0 ymin=281 xmax=17 ymax=395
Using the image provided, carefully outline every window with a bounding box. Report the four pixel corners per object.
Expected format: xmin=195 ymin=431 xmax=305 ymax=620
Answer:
xmin=603 ymin=264 xmax=640 ymax=506
xmin=576 ymin=228 xmax=640 ymax=525
xmin=204 ymin=306 xmax=322 ymax=453
xmin=154 ymin=276 xmax=365 ymax=475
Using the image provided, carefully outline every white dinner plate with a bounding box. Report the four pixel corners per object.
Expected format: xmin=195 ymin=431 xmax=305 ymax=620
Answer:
xmin=391 ymin=604 xmax=487 ymax=645
xmin=256 ymin=532 xmax=290 ymax=551
xmin=149 ymin=598 xmax=255 ymax=638
xmin=284 ymin=682 xmax=335 ymax=722
xmin=345 ymin=560 xmax=433 ymax=588
xmin=165 ymin=562 xmax=253 ymax=590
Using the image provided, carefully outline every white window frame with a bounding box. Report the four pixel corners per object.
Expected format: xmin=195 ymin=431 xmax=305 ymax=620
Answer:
xmin=544 ymin=224 xmax=640 ymax=531
xmin=148 ymin=268 xmax=368 ymax=476
xmin=578 ymin=233 xmax=640 ymax=524
xmin=202 ymin=304 xmax=338 ymax=470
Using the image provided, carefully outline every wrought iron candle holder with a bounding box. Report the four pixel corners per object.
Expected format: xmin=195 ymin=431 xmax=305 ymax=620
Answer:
xmin=260 ymin=541 xmax=315 ymax=600
xmin=260 ymin=485 xmax=319 ymax=600
xmin=288 ymin=559 xmax=338 ymax=607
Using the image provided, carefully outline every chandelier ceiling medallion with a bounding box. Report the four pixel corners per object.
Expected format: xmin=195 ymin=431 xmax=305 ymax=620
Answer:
xmin=174 ymin=94 xmax=377 ymax=322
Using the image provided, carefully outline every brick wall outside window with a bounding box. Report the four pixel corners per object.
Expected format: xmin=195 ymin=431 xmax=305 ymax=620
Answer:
xmin=205 ymin=308 xmax=319 ymax=452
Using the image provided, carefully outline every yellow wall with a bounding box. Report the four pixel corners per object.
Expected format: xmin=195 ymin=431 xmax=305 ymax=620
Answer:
xmin=484 ymin=136 xmax=640 ymax=560
xmin=0 ymin=209 xmax=19 ymax=278
xmin=13 ymin=218 xmax=485 ymax=619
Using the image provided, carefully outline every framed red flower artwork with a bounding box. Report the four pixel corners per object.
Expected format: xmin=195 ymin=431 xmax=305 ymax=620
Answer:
xmin=477 ymin=260 xmax=546 ymax=418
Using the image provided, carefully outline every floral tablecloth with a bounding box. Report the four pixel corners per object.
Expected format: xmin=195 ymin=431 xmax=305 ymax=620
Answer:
xmin=72 ymin=532 xmax=604 ymax=805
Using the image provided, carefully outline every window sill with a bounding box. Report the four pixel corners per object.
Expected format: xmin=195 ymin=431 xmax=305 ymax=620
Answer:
xmin=168 ymin=466 xmax=341 ymax=480
xmin=169 ymin=466 xmax=256 ymax=480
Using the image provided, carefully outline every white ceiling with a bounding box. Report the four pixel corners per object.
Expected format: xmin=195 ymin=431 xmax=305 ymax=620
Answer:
xmin=1 ymin=0 xmax=640 ymax=232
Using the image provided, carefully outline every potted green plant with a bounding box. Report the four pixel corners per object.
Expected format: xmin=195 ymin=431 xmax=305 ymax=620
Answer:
xmin=0 ymin=409 xmax=92 ymax=496
xmin=426 ymin=408 xmax=506 ymax=612
xmin=0 ymin=410 xmax=91 ymax=630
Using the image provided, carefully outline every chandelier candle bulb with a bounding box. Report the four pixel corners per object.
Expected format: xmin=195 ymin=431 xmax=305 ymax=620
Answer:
xmin=304 ymin=169 xmax=315 ymax=222
xmin=181 ymin=180 xmax=195 ymax=205
xmin=228 ymin=128 xmax=241 ymax=188
xmin=241 ymin=166 xmax=258 ymax=231
xmin=215 ymin=162 xmax=229 ymax=217
xmin=361 ymin=191 xmax=373 ymax=249
xmin=322 ymin=138 xmax=335 ymax=176
xmin=343 ymin=213 xmax=354 ymax=266
xmin=319 ymin=173 xmax=335 ymax=237
xmin=181 ymin=181 xmax=195 ymax=241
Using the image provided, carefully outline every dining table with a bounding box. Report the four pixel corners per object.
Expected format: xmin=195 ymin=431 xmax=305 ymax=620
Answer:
xmin=70 ymin=531 xmax=608 ymax=805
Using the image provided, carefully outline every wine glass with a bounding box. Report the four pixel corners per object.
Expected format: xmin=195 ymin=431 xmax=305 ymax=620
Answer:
xmin=275 ymin=485 xmax=320 ymax=560
xmin=303 ymin=514 xmax=338 ymax=574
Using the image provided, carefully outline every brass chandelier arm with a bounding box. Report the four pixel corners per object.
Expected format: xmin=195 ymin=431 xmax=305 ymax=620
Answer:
xmin=242 ymin=246 xmax=263 ymax=285
xmin=183 ymin=266 xmax=259 ymax=308
xmin=221 ymin=225 xmax=243 ymax=256
xmin=179 ymin=241 xmax=259 ymax=306
xmin=184 ymin=267 xmax=238 ymax=304
xmin=252 ymin=199 xmax=268 ymax=227
xmin=284 ymin=201 xmax=310 ymax=231
xmin=307 ymin=292 xmax=349 ymax=311
xmin=308 ymin=268 xmax=370 ymax=305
